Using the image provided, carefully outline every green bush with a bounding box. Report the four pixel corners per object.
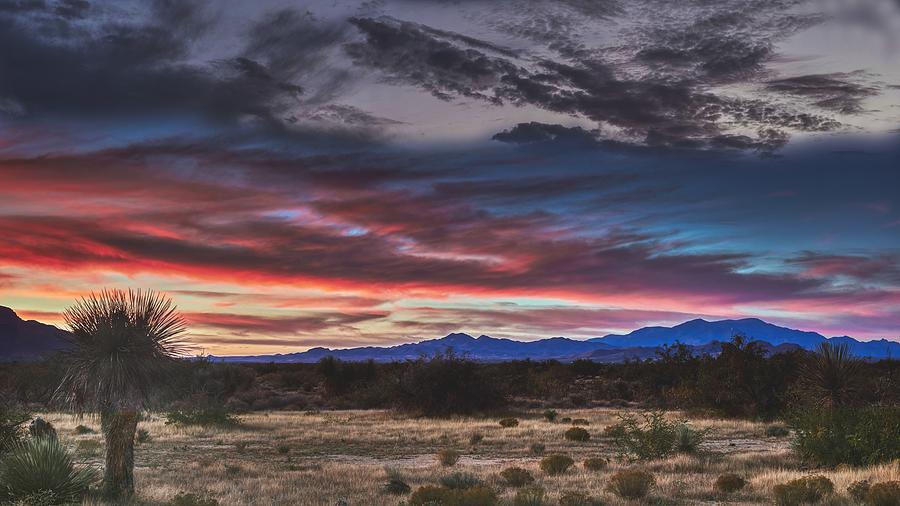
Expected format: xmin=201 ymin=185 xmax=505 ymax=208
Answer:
xmin=437 ymin=448 xmax=461 ymax=466
xmin=543 ymin=410 xmax=558 ymax=422
xmin=383 ymin=478 xmax=411 ymax=495
xmin=136 ymin=428 xmax=151 ymax=444
xmin=606 ymin=469 xmax=655 ymax=500
xmin=529 ymin=442 xmax=545 ymax=455
xmin=276 ymin=444 xmax=290 ymax=454
xmin=583 ymin=457 xmax=607 ymax=471
xmin=513 ymin=486 xmax=546 ymax=506
xmin=866 ymin=481 xmax=900 ymax=506
xmin=673 ymin=422 xmax=705 ymax=453
xmin=539 ymin=454 xmax=574 ymax=475
xmin=73 ymin=425 xmax=93 ymax=435
xmin=610 ymin=411 xmax=679 ymax=460
xmin=500 ymin=467 xmax=534 ymax=487
xmin=564 ymin=427 xmax=590 ymax=442
xmin=408 ymin=485 xmax=498 ymax=506
xmin=772 ymin=476 xmax=833 ymax=505
xmin=559 ymin=491 xmax=604 ymax=506
xmin=0 ymin=437 xmax=97 ymax=505
xmin=499 ymin=418 xmax=520 ymax=428
xmin=714 ymin=473 xmax=746 ymax=494
xmin=560 ymin=417 xmax=572 ymax=423
xmin=440 ymin=471 xmax=480 ymax=490
xmin=0 ymin=405 xmax=29 ymax=456
xmin=847 ymin=480 xmax=870 ymax=502
xmin=766 ymin=425 xmax=790 ymax=438
xmin=789 ymin=407 xmax=900 ymax=466
xmin=164 ymin=408 xmax=240 ymax=427
xmin=168 ymin=492 xmax=220 ymax=506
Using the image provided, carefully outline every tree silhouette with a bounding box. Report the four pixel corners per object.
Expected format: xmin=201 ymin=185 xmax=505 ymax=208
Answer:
xmin=56 ymin=289 xmax=186 ymax=499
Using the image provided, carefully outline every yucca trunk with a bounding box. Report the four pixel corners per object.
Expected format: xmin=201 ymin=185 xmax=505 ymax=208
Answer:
xmin=101 ymin=408 xmax=138 ymax=498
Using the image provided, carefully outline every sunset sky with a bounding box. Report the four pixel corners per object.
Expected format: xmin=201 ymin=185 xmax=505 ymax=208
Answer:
xmin=1 ymin=0 xmax=899 ymax=355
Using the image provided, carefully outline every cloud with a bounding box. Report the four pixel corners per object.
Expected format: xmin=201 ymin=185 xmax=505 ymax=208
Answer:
xmin=183 ymin=310 xmax=388 ymax=336
xmin=766 ymin=73 xmax=878 ymax=114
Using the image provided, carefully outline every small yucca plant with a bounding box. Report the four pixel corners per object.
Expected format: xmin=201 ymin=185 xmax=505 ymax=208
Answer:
xmin=0 ymin=436 xmax=97 ymax=505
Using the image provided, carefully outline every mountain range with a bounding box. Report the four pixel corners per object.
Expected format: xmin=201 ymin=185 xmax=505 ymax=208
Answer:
xmin=1 ymin=305 xmax=897 ymax=362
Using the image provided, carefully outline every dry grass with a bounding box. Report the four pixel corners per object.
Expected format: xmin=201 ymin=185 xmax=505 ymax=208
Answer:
xmin=40 ymin=409 xmax=900 ymax=505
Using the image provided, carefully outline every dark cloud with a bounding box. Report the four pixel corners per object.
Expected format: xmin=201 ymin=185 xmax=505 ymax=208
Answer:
xmin=787 ymin=252 xmax=900 ymax=283
xmin=766 ymin=73 xmax=878 ymax=114
xmin=184 ymin=311 xmax=388 ymax=336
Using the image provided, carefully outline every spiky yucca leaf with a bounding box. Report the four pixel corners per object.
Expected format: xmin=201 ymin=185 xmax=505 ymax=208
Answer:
xmin=56 ymin=289 xmax=188 ymax=412
xmin=0 ymin=436 xmax=97 ymax=504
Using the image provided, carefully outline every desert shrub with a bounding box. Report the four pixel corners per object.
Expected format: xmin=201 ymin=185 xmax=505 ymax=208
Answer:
xmin=440 ymin=471 xmax=480 ymax=490
xmin=602 ymin=424 xmax=625 ymax=438
xmin=571 ymin=418 xmax=590 ymax=426
xmin=73 ymin=425 xmax=93 ymax=435
xmin=560 ymin=417 xmax=572 ymax=423
xmin=715 ymin=473 xmax=746 ymax=494
xmin=0 ymin=436 xmax=97 ymax=505
xmin=499 ymin=418 xmax=519 ymax=428
xmin=866 ymin=482 xmax=900 ymax=506
xmin=610 ymin=411 xmax=679 ymax=460
xmin=136 ymin=428 xmax=151 ymax=444
xmin=673 ymin=422 xmax=705 ymax=453
xmin=543 ymin=409 xmax=558 ymax=422
xmin=773 ymin=476 xmax=834 ymax=505
xmin=164 ymin=408 xmax=240 ymax=427
xmin=583 ymin=457 xmax=607 ymax=471
xmin=28 ymin=418 xmax=56 ymax=441
xmin=513 ymin=486 xmax=547 ymax=506
xmin=408 ymin=485 xmax=498 ymax=506
xmin=847 ymin=480 xmax=870 ymax=502
xmin=565 ymin=427 xmax=590 ymax=442
xmin=500 ymin=467 xmax=534 ymax=487
xmin=395 ymin=352 xmax=507 ymax=416
xmin=606 ymin=469 xmax=655 ymax=500
xmin=529 ymin=442 xmax=545 ymax=455
xmin=790 ymin=407 xmax=900 ymax=466
xmin=470 ymin=433 xmax=484 ymax=445
xmin=766 ymin=425 xmax=791 ymax=438
xmin=437 ymin=448 xmax=461 ymax=466
xmin=383 ymin=478 xmax=411 ymax=495
xmin=0 ymin=404 xmax=29 ymax=456
xmin=276 ymin=444 xmax=290 ymax=454
xmin=559 ymin=491 xmax=604 ymax=506
xmin=168 ymin=492 xmax=220 ymax=506
xmin=540 ymin=454 xmax=574 ymax=475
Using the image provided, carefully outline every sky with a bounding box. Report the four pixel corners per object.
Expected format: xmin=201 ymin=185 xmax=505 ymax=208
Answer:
xmin=1 ymin=0 xmax=899 ymax=355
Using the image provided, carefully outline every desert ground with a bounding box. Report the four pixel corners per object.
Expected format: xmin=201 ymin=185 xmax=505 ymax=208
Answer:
xmin=42 ymin=409 xmax=900 ymax=505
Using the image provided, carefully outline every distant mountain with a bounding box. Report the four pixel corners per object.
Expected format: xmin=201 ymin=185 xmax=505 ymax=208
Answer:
xmin=216 ymin=332 xmax=613 ymax=363
xmin=589 ymin=318 xmax=899 ymax=359
xmin=215 ymin=318 xmax=899 ymax=363
xmin=0 ymin=306 xmax=70 ymax=361
xmin=2 ymin=306 xmax=897 ymax=363
xmin=590 ymin=318 xmax=826 ymax=348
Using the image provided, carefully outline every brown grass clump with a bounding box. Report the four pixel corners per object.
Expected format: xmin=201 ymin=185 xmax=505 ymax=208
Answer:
xmin=500 ymin=467 xmax=535 ymax=487
xmin=847 ymin=479 xmax=870 ymax=502
xmin=513 ymin=486 xmax=546 ymax=506
xmin=606 ymin=469 xmax=655 ymax=500
xmin=866 ymin=481 xmax=900 ymax=506
xmin=571 ymin=418 xmax=590 ymax=426
xmin=559 ymin=491 xmax=603 ymax=506
xmin=715 ymin=473 xmax=747 ymax=494
xmin=540 ymin=454 xmax=574 ymax=475
xmin=564 ymin=427 xmax=590 ymax=442
xmin=583 ymin=457 xmax=607 ymax=471
xmin=773 ymin=475 xmax=834 ymax=505
xmin=167 ymin=493 xmax=219 ymax=506
xmin=499 ymin=418 xmax=519 ymax=428
xmin=437 ymin=448 xmax=461 ymax=466
xmin=408 ymin=485 xmax=498 ymax=506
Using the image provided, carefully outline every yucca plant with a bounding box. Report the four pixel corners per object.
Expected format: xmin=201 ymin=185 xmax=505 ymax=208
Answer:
xmin=55 ymin=289 xmax=187 ymax=499
xmin=798 ymin=342 xmax=860 ymax=407
xmin=0 ymin=436 xmax=97 ymax=504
